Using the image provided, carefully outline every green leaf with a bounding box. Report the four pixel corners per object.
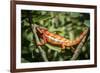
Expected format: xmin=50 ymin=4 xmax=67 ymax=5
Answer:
xmin=70 ymin=12 xmax=80 ymax=17
xmin=45 ymin=44 xmax=61 ymax=52
xmin=84 ymin=20 xmax=90 ymax=27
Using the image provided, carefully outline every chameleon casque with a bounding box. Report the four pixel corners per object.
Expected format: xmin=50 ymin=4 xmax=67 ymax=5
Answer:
xmin=33 ymin=24 xmax=89 ymax=50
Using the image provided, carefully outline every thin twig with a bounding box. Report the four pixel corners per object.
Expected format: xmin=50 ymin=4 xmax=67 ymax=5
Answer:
xmin=70 ymin=28 xmax=89 ymax=60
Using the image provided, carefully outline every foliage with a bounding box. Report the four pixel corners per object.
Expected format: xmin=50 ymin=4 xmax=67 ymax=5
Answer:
xmin=21 ymin=10 xmax=90 ymax=63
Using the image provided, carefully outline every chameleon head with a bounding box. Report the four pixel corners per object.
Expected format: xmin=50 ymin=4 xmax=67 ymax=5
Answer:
xmin=36 ymin=25 xmax=47 ymax=34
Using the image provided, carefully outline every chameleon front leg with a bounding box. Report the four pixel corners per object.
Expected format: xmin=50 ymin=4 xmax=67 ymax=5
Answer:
xmin=61 ymin=43 xmax=66 ymax=49
xmin=61 ymin=43 xmax=66 ymax=53
xmin=37 ymin=34 xmax=47 ymax=46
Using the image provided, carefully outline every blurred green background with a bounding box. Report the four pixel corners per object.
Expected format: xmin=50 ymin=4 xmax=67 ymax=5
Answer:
xmin=21 ymin=10 xmax=90 ymax=63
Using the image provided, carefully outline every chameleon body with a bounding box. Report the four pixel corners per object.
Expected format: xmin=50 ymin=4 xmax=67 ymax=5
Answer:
xmin=34 ymin=25 xmax=88 ymax=49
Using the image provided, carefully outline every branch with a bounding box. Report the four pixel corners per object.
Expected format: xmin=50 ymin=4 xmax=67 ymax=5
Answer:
xmin=32 ymin=24 xmax=48 ymax=61
xmin=27 ymin=11 xmax=48 ymax=61
xmin=70 ymin=28 xmax=89 ymax=60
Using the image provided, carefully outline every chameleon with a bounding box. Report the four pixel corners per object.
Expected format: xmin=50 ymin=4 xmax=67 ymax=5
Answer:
xmin=33 ymin=24 xmax=89 ymax=50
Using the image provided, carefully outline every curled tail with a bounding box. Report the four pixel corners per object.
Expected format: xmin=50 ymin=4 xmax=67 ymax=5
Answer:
xmin=65 ymin=28 xmax=89 ymax=46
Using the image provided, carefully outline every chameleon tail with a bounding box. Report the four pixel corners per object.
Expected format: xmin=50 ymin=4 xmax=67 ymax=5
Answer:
xmin=65 ymin=28 xmax=89 ymax=46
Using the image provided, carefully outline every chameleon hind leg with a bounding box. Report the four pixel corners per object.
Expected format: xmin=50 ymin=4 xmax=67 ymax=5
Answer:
xmin=71 ymin=46 xmax=76 ymax=53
